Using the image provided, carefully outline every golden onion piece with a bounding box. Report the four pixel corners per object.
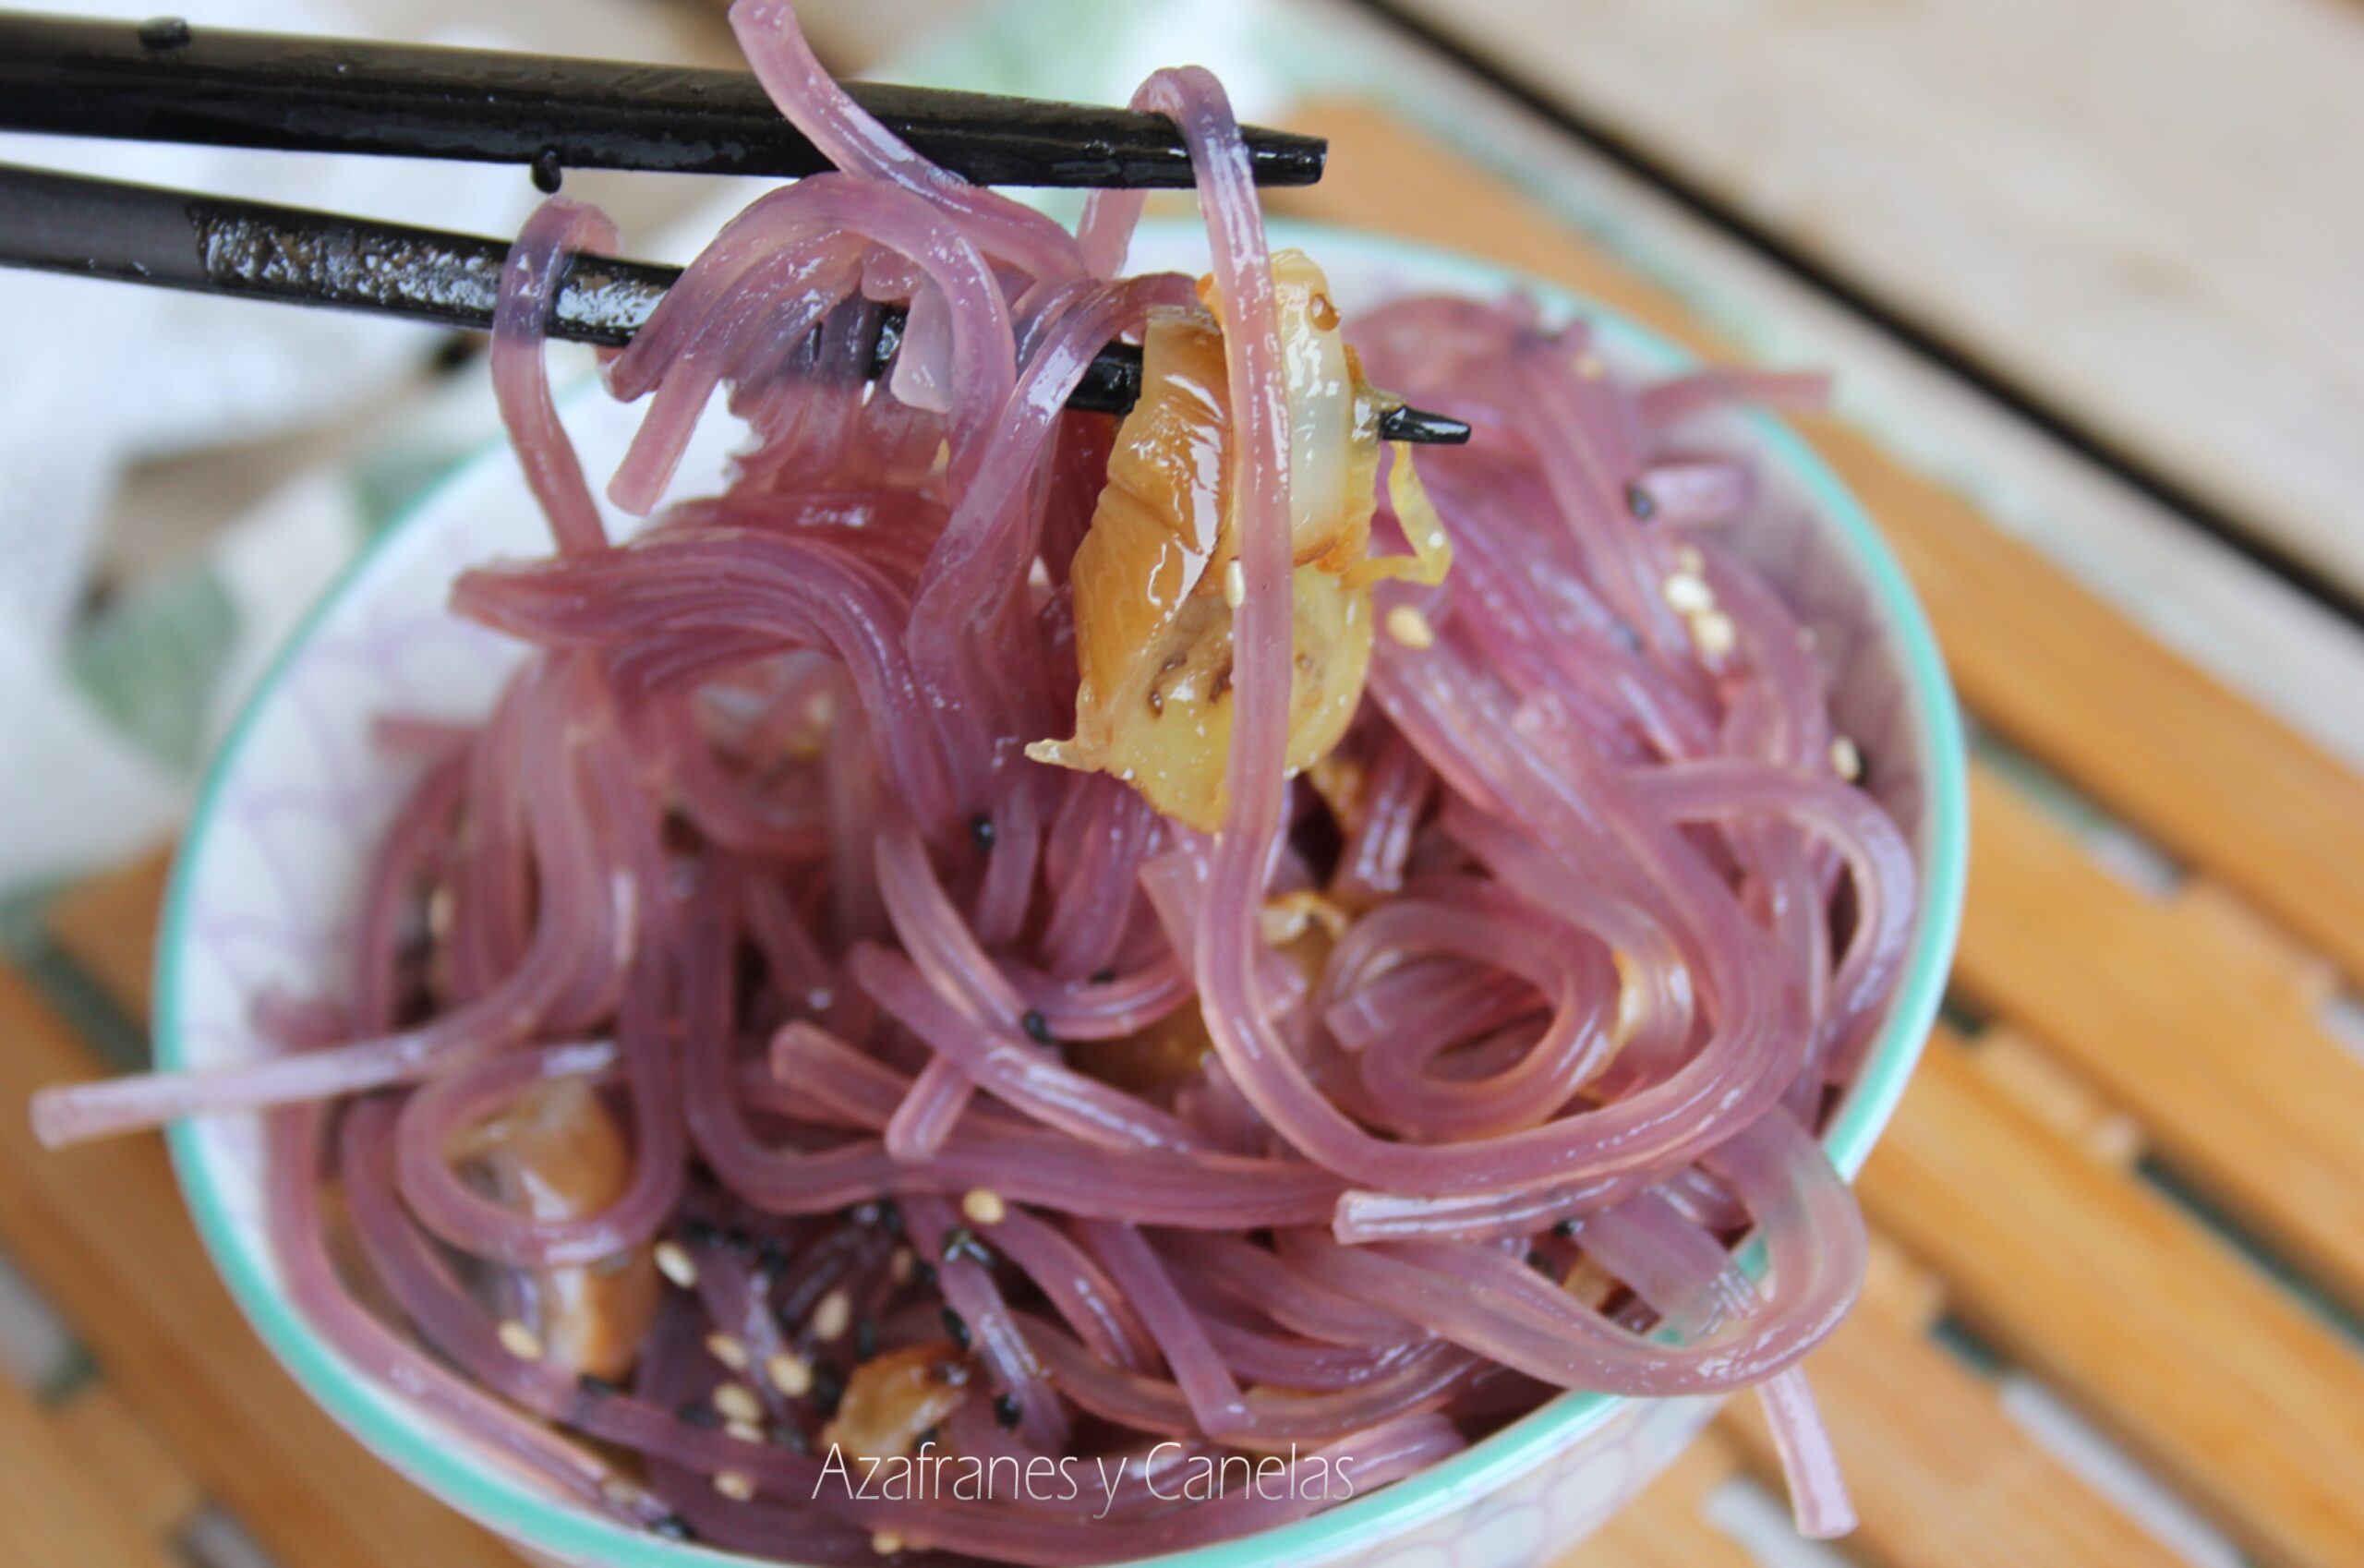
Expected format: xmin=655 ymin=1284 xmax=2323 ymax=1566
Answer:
xmin=1029 ymin=250 xmax=1449 ymax=832
xmin=820 ymin=1342 xmax=972 ymax=1465
xmin=452 ymin=1079 xmax=660 ymax=1382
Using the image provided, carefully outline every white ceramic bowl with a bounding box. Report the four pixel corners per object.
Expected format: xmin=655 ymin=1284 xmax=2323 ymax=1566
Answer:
xmin=157 ymin=220 xmax=1968 ymax=1568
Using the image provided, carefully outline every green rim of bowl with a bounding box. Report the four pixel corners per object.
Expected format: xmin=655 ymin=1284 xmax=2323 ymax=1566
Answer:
xmin=156 ymin=218 xmax=1968 ymax=1568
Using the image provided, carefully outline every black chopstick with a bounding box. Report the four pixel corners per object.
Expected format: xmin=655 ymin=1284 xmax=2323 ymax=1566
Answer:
xmin=0 ymin=163 xmax=1471 ymax=444
xmin=0 ymin=10 xmax=1326 ymax=189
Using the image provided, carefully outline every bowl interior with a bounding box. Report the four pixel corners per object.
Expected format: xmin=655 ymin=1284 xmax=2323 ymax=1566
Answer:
xmin=158 ymin=219 xmax=1968 ymax=1568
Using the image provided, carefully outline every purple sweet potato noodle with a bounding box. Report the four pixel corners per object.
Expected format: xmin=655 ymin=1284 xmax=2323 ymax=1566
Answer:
xmin=30 ymin=1 xmax=1917 ymax=1554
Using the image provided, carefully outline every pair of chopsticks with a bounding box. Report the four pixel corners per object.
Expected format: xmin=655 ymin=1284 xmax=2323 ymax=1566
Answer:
xmin=0 ymin=11 xmax=1469 ymax=443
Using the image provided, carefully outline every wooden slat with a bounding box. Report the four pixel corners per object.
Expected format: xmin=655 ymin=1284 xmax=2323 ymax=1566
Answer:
xmin=0 ymin=965 xmax=520 ymax=1568
xmin=1858 ymin=1231 xmax=1947 ymax=1336
xmin=1957 ymin=767 xmax=2364 ymax=1309
xmin=1966 ymin=1030 xmax=2143 ymax=1171
xmin=1274 ymin=103 xmax=2364 ymax=991
xmin=1856 ymin=456 xmax=2364 ymax=993
xmin=51 ymin=1383 xmax=204 ymax=1541
xmin=2175 ymin=883 xmax=2338 ymax=1014
xmin=42 ymin=845 xmax=171 ymax=1026
xmin=1719 ymin=1283 xmax=2181 ymax=1568
xmin=1381 ymin=0 xmax=2364 ymax=600
xmin=1562 ymin=1432 xmax=1754 ymax=1568
xmin=0 ymin=1369 xmax=171 ymax=1568
xmin=1860 ymin=1030 xmax=2364 ymax=1568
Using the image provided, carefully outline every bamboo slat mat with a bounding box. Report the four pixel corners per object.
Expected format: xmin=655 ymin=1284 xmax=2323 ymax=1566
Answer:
xmin=5 ymin=105 xmax=2363 ymax=1568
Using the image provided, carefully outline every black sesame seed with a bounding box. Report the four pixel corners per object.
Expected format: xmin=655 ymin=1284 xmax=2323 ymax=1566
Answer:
xmin=812 ymin=1362 xmax=846 ymax=1416
xmin=757 ymin=1235 xmax=791 ymax=1275
xmin=578 ymin=1373 xmax=622 ymax=1400
xmin=1020 ymin=1010 xmax=1054 ymax=1045
xmin=676 ymin=1402 xmax=723 ymax=1429
xmin=651 ymin=1514 xmax=698 ymax=1541
xmin=138 ymin=17 xmax=192 ymax=51
xmin=1090 ymin=969 xmax=1116 ymax=986
xmin=530 ymin=148 xmax=563 ymax=194
xmin=939 ymin=1308 xmax=972 ymax=1352
xmin=994 ymin=1393 xmax=1023 ymax=1430
xmin=771 ymin=1424 xmax=809 ymax=1453
xmin=1623 ymin=480 xmax=1658 ymax=522
xmin=1526 ymin=1249 xmax=1553 ymax=1273
xmin=911 ymin=1260 xmax=939 ymax=1290
xmin=722 ymin=1226 xmax=758 ymax=1256
xmin=970 ymin=813 xmax=997 ymax=852
xmin=941 ymin=1226 xmax=993 ymax=1266
xmin=856 ymin=1316 xmax=880 ymax=1361
xmin=1551 ymin=1218 xmax=1579 ymax=1239
xmin=879 ymin=1202 xmax=905 ymax=1236
xmin=428 ymin=333 xmax=480 ymax=376
xmin=917 ymin=1424 xmax=942 ymax=1448
xmin=679 ymin=1217 xmax=723 ymax=1248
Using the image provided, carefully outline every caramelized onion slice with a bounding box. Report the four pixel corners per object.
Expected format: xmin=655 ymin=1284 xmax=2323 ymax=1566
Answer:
xmin=1031 ymin=250 xmax=1449 ymax=832
xmin=454 ymin=1079 xmax=659 ymax=1381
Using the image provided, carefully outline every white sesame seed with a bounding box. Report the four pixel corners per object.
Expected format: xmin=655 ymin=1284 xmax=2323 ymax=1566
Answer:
xmin=766 ymin=1352 xmax=814 ymax=1398
xmin=960 ymin=1188 xmax=1007 ymax=1227
xmin=713 ymin=1469 xmax=756 ymax=1502
xmin=813 ymin=1289 xmax=852 ymax=1344
xmin=1660 ymin=573 xmax=1714 ymax=614
xmin=655 ymin=1240 xmax=699 ymax=1290
xmin=1257 ymin=902 xmax=1310 ymax=947
xmin=725 ymin=1419 xmax=766 ymax=1444
xmin=1691 ymin=609 xmax=1737 ymax=657
xmin=873 ymin=1531 xmax=906 ymax=1556
xmin=889 ymin=1247 xmax=916 ymax=1285
xmin=1222 ymin=560 xmax=1246 ymax=609
xmin=1384 ymin=604 xmax=1435 ymax=649
xmin=704 ymin=1333 xmax=750 ymax=1373
xmin=496 ymin=1321 xmax=544 ymax=1362
xmin=1830 ymin=734 xmax=1863 ymax=782
xmin=714 ymin=1381 xmax=763 ymax=1424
